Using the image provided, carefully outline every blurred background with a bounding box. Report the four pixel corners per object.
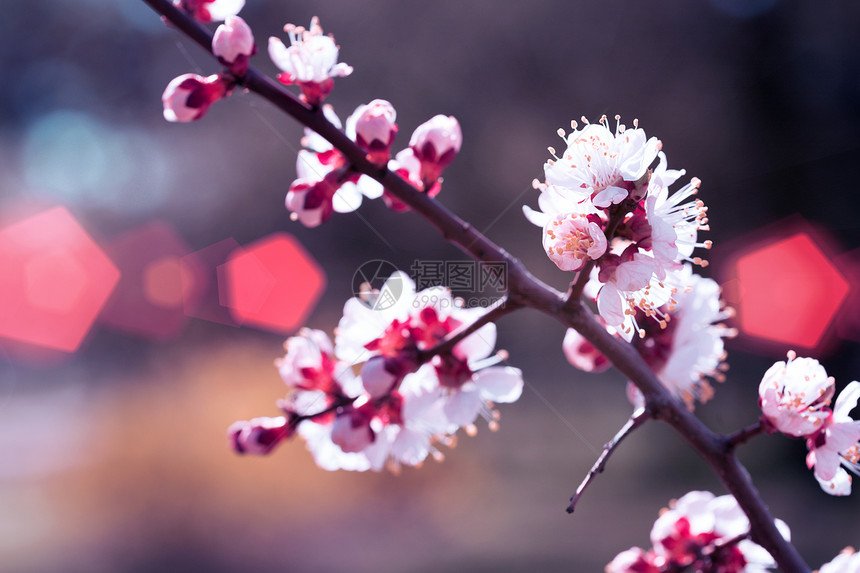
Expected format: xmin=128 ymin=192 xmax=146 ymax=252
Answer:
xmin=2 ymin=0 xmax=860 ymax=570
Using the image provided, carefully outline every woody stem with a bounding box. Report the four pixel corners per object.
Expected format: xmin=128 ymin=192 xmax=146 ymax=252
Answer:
xmin=567 ymin=408 xmax=650 ymax=513
xmin=417 ymin=296 xmax=520 ymax=363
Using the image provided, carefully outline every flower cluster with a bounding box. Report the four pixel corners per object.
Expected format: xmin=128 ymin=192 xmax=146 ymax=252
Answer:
xmin=161 ymin=14 xmax=255 ymax=122
xmin=606 ymin=491 xmax=788 ymax=573
xmin=758 ymin=351 xmax=860 ymax=495
xmin=229 ymin=274 xmax=523 ymax=472
xmin=287 ymin=104 xmax=385 ymax=227
xmin=286 ymin=106 xmax=461 ymax=226
xmin=524 ymin=115 xmax=711 ymax=336
xmin=564 ymin=265 xmax=734 ymax=410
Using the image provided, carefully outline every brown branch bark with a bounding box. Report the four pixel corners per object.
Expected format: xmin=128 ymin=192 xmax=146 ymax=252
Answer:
xmin=416 ymin=296 xmax=519 ymax=363
xmin=139 ymin=2 xmax=810 ymax=570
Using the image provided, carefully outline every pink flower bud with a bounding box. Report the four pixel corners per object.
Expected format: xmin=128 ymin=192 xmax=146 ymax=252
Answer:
xmin=409 ymin=115 xmax=462 ymax=186
xmin=562 ymin=328 xmax=610 ymax=373
xmin=347 ymin=100 xmax=398 ymax=167
xmin=285 ymin=174 xmax=339 ymax=227
xmin=228 ymin=416 xmax=292 ymax=455
xmin=161 ymin=73 xmax=227 ymax=122
xmin=330 ymin=405 xmax=374 ymax=453
xmin=385 ymin=149 xmax=442 ymax=211
xmin=360 ymin=356 xmax=398 ymax=398
xmin=212 ymin=16 xmax=255 ymax=67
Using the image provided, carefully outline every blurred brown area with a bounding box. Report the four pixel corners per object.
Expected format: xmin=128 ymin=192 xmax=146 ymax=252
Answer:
xmin=1 ymin=0 xmax=860 ymax=571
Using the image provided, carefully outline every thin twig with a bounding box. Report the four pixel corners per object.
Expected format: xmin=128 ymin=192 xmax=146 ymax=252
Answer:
xmin=417 ymin=296 xmax=520 ymax=363
xmin=139 ymin=3 xmax=811 ymax=570
xmin=567 ymin=408 xmax=651 ymax=513
xmin=724 ymin=421 xmax=764 ymax=451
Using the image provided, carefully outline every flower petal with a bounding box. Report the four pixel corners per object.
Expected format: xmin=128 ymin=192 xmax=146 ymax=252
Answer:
xmin=474 ymin=366 xmax=523 ymax=403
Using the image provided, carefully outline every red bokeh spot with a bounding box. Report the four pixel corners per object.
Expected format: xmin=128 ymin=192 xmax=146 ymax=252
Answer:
xmin=731 ymin=232 xmax=849 ymax=350
xmin=143 ymin=256 xmax=185 ymax=308
xmin=835 ymin=248 xmax=860 ymax=344
xmin=100 ymin=221 xmax=196 ymax=340
xmin=220 ymin=233 xmax=326 ymax=334
xmin=25 ymin=253 xmax=87 ymax=313
xmin=180 ymin=238 xmax=242 ymax=327
xmin=0 ymin=207 xmax=120 ymax=352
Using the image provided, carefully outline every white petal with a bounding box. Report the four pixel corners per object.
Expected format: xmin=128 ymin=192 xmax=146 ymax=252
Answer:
xmin=814 ymin=446 xmax=842 ymax=481
xmin=835 ymin=381 xmax=860 ymax=419
xmin=522 ymin=205 xmax=551 ymax=227
xmin=597 ymin=283 xmax=625 ymax=327
xmin=816 ymin=467 xmax=853 ymax=496
xmin=390 ymin=427 xmax=430 ymax=466
xmin=443 ymin=387 xmax=482 ymax=426
xmin=357 ymin=175 xmax=384 ymax=199
xmin=332 ymin=182 xmax=363 ymax=213
xmin=206 ymin=0 xmax=245 ymax=21
xmin=592 ymin=185 xmax=628 ymax=209
xmin=473 ymin=366 xmax=523 ymax=403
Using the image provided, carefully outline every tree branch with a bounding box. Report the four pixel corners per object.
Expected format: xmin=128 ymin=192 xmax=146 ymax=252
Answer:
xmin=567 ymin=408 xmax=650 ymax=513
xmin=724 ymin=421 xmax=765 ymax=451
xmin=139 ymin=2 xmax=810 ymax=570
xmin=417 ymin=296 xmax=520 ymax=363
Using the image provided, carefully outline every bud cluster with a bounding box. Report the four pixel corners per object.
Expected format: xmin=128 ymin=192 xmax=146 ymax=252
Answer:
xmin=285 ymin=103 xmax=462 ymax=226
xmin=161 ymin=11 xmax=255 ymax=122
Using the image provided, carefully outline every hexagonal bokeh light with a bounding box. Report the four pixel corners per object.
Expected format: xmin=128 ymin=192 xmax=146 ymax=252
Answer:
xmin=180 ymin=238 xmax=243 ymax=328
xmin=100 ymin=221 xmax=196 ymax=340
xmin=0 ymin=207 xmax=120 ymax=352
xmin=219 ymin=233 xmax=326 ymax=334
xmin=729 ymin=231 xmax=849 ymax=351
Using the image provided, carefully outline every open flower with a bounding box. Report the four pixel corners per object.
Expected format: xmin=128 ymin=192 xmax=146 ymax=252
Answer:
xmin=806 ymin=381 xmax=860 ymax=495
xmin=544 ymin=115 xmax=660 ymax=210
xmin=542 ymin=212 xmax=607 ymax=271
xmin=268 ymin=17 xmax=353 ymax=105
xmin=759 ymin=351 xmax=834 ymax=437
xmin=632 ymin=267 xmax=733 ymax=408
